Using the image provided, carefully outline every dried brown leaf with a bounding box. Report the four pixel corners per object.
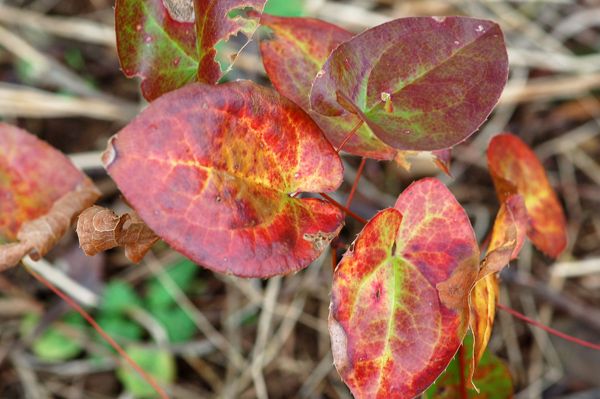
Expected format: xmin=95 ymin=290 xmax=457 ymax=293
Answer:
xmin=0 ymin=183 xmax=101 ymax=271
xmin=76 ymin=205 xmax=159 ymax=263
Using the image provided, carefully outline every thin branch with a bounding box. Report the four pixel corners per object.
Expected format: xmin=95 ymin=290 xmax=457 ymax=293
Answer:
xmin=24 ymin=265 xmax=172 ymax=399
xmin=336 ymin=120 xmax=364 ymax=154
xmin=497 ymin=303 xmax=600 ymax=351
xmin=319 ymin=193 xmax=367 ymax=225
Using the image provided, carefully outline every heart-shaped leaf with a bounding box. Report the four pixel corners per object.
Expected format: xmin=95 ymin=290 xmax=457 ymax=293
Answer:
xmin=310 ymin=17 xmax=508 ymax=151
xmin=487 ymin=133 xmax=567 ymax=258
xmin=329 ymin=178 xmax=479 ymax=398
xmin=256 ymin=13 xmax=398 ymax=160
xmin=116 ymin=0 xmax=266 ymax=102
xmin=103 ymin=80 xmax=344 ymax=278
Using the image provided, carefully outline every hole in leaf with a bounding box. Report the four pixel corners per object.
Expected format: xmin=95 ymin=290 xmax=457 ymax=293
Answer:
xmin=391 ymin=242 xmax=397 ymax=257
xmin=163 ymin=0 xmax=194 ymax=23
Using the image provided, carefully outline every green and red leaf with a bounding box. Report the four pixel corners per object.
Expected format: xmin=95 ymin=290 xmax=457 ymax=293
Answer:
xmin=487 ymin=134 xmax=567 ymax=258
xmin=256 ymin=13 xmax=398 ymax=160
xmin=116 ymin=0 xmax=266 ymax=102
xmin=103 ymin=80 xmax=344 ymax=278
xmin=0 ymin=123 xmax=95 ymax=242
xmin=194 ymin=0 xmax=266 ymax=83
xmin=426 ymin=334 xmax=514 ymax=399
xmin=310 ymin=17 xmax=508 ymax=151
xmin=329 ymin=178 xmax=479 ymax=398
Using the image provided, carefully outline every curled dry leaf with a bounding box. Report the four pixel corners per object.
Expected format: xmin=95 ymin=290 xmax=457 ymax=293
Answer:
xmin=467 ymin=194 xmax=526 ymax=390
xmin=0 ymin=184 xmax=101 ymax=271
xmin=77 ymin=206 xmax=160 ymax=264
xmin=0 ymin=123 xmax=101 ymax=271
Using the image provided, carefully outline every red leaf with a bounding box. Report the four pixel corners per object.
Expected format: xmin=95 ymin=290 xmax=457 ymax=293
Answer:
xmin=103 ymin=80 xmax=344 ymax=277
xmin=432 ymin=149 xmax=452 ymax=177
xmin=487 ymin=134 xmax=567 ymax=258
xmin=330 ymin=178 xmax=479 ymax=398
xmin=194 ymin=0 xmax=266 ymax=84
xmin=257 ymin=13 xmax=398 ymax=160
xmin=0 ymin=123 xmax=98 ymax=242
xmin=116 ymin=0 xmax=266 ymax=102
xmin=310 ymin=17 xmax=508 ymax=151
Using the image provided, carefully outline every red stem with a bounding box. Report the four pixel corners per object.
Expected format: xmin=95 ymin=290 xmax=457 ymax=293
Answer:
xmin=345 ymin=158 xmax=366 ymax=211
xmin=458 ymin=345 xmax=468 ymax=399
xmin=26 ymin=267 xmax=172 ymax=399
xmin=497 ymin=303 xmax=600 ymax=351
xmin=319 ymin=193 xmax=367 ymax=225
xmin=336 ymin=120 xmax=364 ymax=154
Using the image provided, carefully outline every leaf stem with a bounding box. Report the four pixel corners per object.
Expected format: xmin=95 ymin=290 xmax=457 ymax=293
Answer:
xmin=319 ymin=193 xmax=367 ymax=225
xmin=336 ymin=120 xmax=364 ymax=154
xmin=458 ymin=345 xmax=468 ymax=399
xmin=345 ymin=157 xmax=366 ymax=210
xmin=497 ymin=303 xmax=600 ymax=351
xmin=24 ymin=265 xmax=172 ymax=399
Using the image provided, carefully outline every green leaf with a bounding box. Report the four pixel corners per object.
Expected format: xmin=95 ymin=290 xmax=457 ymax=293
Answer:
xmin=263 ymin=0 xmax=305 ymax=17
xmin=116 ymin=346 xmax=176 ymax=398
xmin=20 ymin=313 xmax=84 ymax=361
xmin=145 ymin=258 xmax=199 ymax=309
xmin=101 ymin=279 xmax=143 ymax=314
xmin=150 ymin=306 xmax=196 ymax=343
xmin=425 ymin=334 xmax=514 ymax=399
xmin=97 ymin=315 xmax=144 ymax=344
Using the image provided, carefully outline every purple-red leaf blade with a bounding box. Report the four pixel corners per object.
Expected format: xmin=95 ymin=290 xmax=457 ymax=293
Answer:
xmin=310 ymin=17 xmax=508 ymax=151
xmin=257 ymin=13 xmax=398 ymax=159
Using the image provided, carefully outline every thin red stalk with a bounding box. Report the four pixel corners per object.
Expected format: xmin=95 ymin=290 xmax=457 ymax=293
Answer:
xmin=345 ymin=157 xmax=366 ymax=211
xmin=25 ymin=266 xmax=172 ymax=399
xmin=331 ymin=246 xmax=337 ymax=273
xmin=498 ymin=303 xmax=600 ymax=351
xmin=336 ymin=120 xmax=364 ymax=154
xmin=458 ymin=345 xmax=468 ymax=399
xmin=319 ymin=193 xmax=367 ymax=225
